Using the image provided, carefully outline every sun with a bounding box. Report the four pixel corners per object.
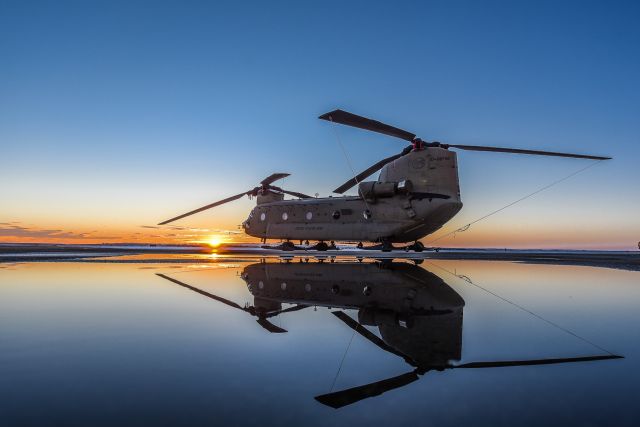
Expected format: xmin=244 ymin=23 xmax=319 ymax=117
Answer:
xmin=207 ymin=236 xmax=224 ymax=248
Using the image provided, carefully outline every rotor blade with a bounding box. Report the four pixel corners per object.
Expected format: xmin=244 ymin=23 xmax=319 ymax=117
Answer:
xmin=158 ymin=192 xmax=247 ymax=225
xmin=319 ymin=109 xmax=416 ymax=142
xmin=266 ymin=304 xmax=309 ymax=318
xmin=314 ymin=371 xmax=419 ymax=409
xmin=454 ymin=354 xmax=623 ymax=369
xmin=256 ymin=317 xmax=287 ymax=333
xmin=332 ymin=311 xmax=412 ymax=362
xmin=261 ymin=173 xmax=290 ymax=186
xmin=156 ymin=273 xmax=246 ymax=311
xmin=446 ymin=144 xmax=611 ymax=160
xmin=333 ymin=150 xmax=409 ymax=194
xmin=269 ymin=185 xmax=312 ymax=199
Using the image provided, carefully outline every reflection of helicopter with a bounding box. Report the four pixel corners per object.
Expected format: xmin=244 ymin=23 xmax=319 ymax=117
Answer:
xmin=158 ymin=110 xmax=610 ymax=251
xmin=157 ymin=261 xmax=621 ymax=408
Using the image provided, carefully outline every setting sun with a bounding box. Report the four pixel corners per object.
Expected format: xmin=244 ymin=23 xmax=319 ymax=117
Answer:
xmin=207 ymin=236 xmax=224 ymax=247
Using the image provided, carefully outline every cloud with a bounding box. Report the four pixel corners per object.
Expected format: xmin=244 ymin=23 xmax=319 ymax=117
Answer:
xmin=0 ymin=224 xmax=91 ymax=239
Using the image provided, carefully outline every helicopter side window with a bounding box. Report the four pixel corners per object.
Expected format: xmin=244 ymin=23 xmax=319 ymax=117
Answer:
xmin=306 ymin=212 xmax=313 ymax=221
xmin=332 ymin=210 xmax=341 ymax=220
xmin=282 ymin=212 xmax=288 ymax=221
xmin=260 ymin=212 xmax=266 ymax=221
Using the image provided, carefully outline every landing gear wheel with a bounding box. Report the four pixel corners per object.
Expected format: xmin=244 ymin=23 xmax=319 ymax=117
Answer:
xmin=412 ymin=241 xmax=425 ymax=252
xmin=281 ymin=241 xmax=296 ymax=251
xmin=381 ymin=240 xmax=393 ymax=252
xmin=315 ymin=241 xmax=329 ymax=251
xmin=357 ymin=242 xmax=363 ymax=249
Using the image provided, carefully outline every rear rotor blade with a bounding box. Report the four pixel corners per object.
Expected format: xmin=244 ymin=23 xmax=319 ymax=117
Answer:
xmin=158 ymin=192 xmax=247 ymax=225
xmin=333 ymin=150 xmax=409 ymax=194
xmin=314 ymin=370 xmax=419 ymax=409
xmin=261 ymin=173 xmax=290 ymax=186
xmin=446 ymin=144 xmax=611 ymax=160
xmin=454 ymin=354 xmax=623 ymax=369
xmin=319 ymin=109 xmax=416 ymax=142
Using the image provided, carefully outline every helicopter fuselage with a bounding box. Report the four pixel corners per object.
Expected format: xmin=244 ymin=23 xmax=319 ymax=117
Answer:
xmin=241 ymin=147 xmax=463 ymax=243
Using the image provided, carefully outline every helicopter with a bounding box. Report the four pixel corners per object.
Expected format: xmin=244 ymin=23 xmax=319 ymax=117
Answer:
xmin=158 ymin=109 xmax=611 ymax=251
xmin=155 ymin=260 xmax=622 ymax=408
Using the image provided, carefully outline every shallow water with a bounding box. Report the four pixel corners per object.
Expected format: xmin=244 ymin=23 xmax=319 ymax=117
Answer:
xmin=1 ymin=259 xmax=639 ymax=426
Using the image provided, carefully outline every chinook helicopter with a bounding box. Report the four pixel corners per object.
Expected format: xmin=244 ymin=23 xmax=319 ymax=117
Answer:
xmin=159 ymin=109 xmax=610 ymax=251
xmin=156 ymin=260 xmax=621 ymax=408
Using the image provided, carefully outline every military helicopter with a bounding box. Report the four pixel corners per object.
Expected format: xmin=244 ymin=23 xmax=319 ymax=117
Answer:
xmin=159 ymin=109 xmax=610 ymax=251
xmin=156 ymin=260 xmax=621 ymax=408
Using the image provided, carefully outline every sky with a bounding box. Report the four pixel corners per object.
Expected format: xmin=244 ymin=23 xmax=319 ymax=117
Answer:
xmin=1 ymin=0 xmax=638 ymax=249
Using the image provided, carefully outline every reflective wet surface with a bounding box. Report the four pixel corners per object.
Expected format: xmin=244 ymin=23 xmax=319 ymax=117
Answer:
xmin=1 ymin=258 xmax=639 ymax=426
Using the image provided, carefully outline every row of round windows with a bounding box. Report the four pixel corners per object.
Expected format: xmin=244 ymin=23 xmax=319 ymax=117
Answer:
xmin=259 ymin=209 xmax=373 ymax=221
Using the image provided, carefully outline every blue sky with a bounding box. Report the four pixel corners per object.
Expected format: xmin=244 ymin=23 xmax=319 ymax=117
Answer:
xmin=1 ymin=0 xmax=638 ymax=248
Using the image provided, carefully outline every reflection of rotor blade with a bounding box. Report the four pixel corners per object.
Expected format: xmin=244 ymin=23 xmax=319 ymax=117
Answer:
xmin=451 ymin=354 xmax=624 ymax=369
xmin=319 ymin=109 xmax=416 ymax=142
xmin=266 ymin=304 xmax=309 ymax=318
xmin=269 ymin=185 xmax=312 ymax=199
xmin=447 ymin=144 xmax=611 ymax=160
xmin=454 ymin=354 xmax=623 ymax=369
xmin=261 ymin=173 xmax=290 ymax=186
xmin=333 ymin=150 xmax=409 ymax=194
xmin=158 ymin=192 xmax=247 ymax=225
xmin=315 ymin=370 xmax=419 ymax=409
xmin=156 ymin=274 xmax=245 ymax=311
xmin=256 ymin=317 xmax=287 ymax=333
xmin=332 ymin=311 xmax=411 ymax=362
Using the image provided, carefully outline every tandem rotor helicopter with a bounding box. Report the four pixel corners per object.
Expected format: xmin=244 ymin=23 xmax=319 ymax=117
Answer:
xmin=159 ymin=109 xmax=610 ymax=251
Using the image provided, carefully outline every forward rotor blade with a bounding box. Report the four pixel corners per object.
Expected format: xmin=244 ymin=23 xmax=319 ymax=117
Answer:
xmin=454 ymin=354 xmax=623 ymax=369
xmin=269 ymin=185 xmax=312 ymax=199
xmin=256 ymin=317 xmax=287 ymax=333
xmin=319 ymin=109 xmax=416 ymax=142
xmin=332 ymin=311 xmax=411 ymax=362
xmin=333 ymin=150 xmax=409 ymax=194
xmin=261 ymin=173 xmax=290 ymax=186
xmin=314 ymin=371 xmax=419 ymax=409
xmin=266 ymin=304 xmax=309 ymax=318
xmin=446 ymin=144 xmax=611 ymax=160
xmin=156 ymin=274 xmax=246 ymax=311
xmin=158 ymin=192 xmax=247 ymax=225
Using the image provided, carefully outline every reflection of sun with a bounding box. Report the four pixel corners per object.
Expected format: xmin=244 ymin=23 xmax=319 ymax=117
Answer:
xmin=208 ymin=237 xmax=223 ymax=247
